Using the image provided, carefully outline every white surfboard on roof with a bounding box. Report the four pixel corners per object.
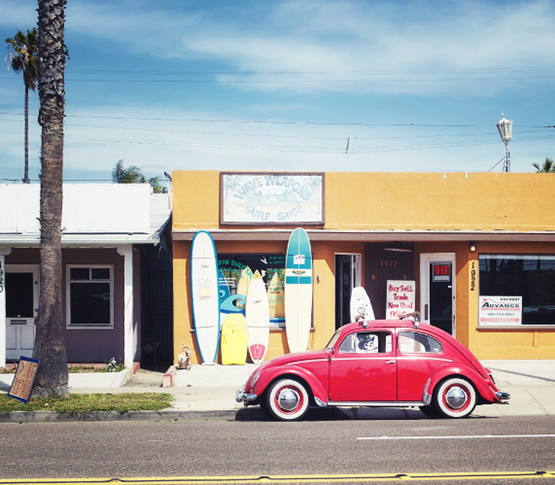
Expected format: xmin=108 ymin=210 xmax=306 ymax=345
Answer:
xmin=350 ymin=286 xmax=375 ymax=322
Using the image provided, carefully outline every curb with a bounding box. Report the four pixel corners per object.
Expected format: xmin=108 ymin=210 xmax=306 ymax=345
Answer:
xmin=0 ymin=409 xmax=241 ymax=423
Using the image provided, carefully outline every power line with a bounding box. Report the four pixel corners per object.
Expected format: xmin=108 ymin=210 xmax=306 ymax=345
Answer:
xmin=0 ymin=111 xmax=478 ymax=127
xmin=3 ymin=126 xmax=552 ymax=154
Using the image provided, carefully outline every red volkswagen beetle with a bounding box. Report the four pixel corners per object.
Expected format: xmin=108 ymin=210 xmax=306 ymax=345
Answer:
xmin=236 ymin=316 xmax=510 ymax=421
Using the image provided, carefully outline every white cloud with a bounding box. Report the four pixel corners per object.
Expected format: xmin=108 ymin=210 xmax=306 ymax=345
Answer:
xmin=176 ymin=0 xmax=555 ymax=95
xmin=4 ymin=0 xmax=555 ymax=96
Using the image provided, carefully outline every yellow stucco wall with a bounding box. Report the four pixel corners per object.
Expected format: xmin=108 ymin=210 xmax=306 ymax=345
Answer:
xmin=174 ymin=171 xmax=555 ymax=232
xmin=172 ymin=171 xmax=555 ymax=363
xmin=324 ymin=172 xmax=555 ymax=232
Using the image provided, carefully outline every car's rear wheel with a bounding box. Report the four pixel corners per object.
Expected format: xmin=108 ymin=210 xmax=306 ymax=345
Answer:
xmin=266 ymin=378 xmax=310 ymax=421
xmin=432 ymin=377 xmax=477 ymax=418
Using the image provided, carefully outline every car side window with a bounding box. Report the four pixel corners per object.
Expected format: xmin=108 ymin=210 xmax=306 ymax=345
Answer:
xmin=339 ymin=331 xmax=392 ymax=354
xmin=398 ymin=331 xmax=443 ymax=354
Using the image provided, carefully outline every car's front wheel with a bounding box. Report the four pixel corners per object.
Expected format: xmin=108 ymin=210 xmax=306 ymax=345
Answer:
xmin=266 ymin=378 xmax=310 ymax=421
xmin=432 ymin=377 xmax=477 ymax=418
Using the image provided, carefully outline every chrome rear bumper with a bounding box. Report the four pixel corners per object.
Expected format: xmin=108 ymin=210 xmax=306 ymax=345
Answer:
xmin=495 ymin=391 xmax=511 ymax=402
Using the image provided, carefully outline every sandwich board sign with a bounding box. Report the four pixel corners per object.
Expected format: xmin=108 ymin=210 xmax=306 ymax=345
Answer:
xmin=8 ymin=356 xmax=39 ymax=404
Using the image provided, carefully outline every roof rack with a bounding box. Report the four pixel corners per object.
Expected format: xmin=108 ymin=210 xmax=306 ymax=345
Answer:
xmin=354 ymin=314 xmax=369 ymax=328
xmin=398 ymin=311 xmax=420 ymax=329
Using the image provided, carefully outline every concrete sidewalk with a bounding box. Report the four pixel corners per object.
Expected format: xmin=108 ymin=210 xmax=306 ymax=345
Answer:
xmin=0 ymin=360 xmax=554 ymax=421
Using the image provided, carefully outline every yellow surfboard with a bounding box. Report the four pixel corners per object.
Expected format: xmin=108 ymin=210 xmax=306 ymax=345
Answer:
xmin=268 ymin=272 xmax=285 ymax=324
xmin=235 ymin=266 xmax=253 ymax=311
xmin=221 ymin=313 xmax=248 ymax=365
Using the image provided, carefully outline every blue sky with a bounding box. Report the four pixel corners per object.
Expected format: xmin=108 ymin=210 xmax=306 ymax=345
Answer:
xmin=1 ymin=0 xmax=555 ymax=184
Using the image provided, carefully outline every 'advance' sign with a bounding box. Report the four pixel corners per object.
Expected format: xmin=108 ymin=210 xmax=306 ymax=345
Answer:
xmin=479 ymin=296 xmax=522 ymax=326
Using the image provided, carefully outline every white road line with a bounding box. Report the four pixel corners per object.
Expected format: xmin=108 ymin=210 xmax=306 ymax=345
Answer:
xmin=357 ymin=434 xmax=555 ymax=440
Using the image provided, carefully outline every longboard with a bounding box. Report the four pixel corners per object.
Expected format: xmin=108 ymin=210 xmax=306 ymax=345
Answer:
xmin=284 ymin=228 xmax=313 ymax=353
xmin=246 ymin=270 xmax=270 ymax=364
xmin=190 ymin=231 xmax=220 ymax=364
xmin=267 ymin=271 xmax=285 ymax=326
xmin=218 ymin=270 xmax=231 ymax=330
xmin=235 ymin=266 xmax=253 ymax=312
xmin=221 ymin=313 xmax=248 ymax=365
xmin=350 ymin=286 xmax=375 ymax=322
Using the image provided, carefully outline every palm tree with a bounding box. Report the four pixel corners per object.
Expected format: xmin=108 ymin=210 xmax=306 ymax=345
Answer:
xmin=532 ymin=157 xmax=555 ymax=173
xmin=32 ymin=0 xmax=68 ymax=398
xmin=5 ymin=28 xmax=39 ymax=184
xmin=112 ymin=159 xmax=167 ymax=193
xmin=112 ymin=159 xmax=147 ymax=184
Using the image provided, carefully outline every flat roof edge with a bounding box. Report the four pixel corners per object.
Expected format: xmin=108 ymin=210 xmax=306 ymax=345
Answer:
xmin=171 ymin=229 xmax=555 ymax=242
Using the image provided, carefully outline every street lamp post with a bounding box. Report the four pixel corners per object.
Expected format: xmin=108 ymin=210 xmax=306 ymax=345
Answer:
xmin=496 ymin=113 xmax=513 ymax=173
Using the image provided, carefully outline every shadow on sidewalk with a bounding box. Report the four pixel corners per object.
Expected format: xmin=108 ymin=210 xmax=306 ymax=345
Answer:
xmin=487 ymin=368 xmax=555 ymax=383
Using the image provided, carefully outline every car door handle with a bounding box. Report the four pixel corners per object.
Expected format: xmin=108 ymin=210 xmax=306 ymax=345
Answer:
xmin=385 ymin=360 xmax=396 ymax=364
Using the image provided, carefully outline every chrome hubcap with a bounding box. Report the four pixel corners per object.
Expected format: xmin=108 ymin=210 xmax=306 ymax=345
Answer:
xmin=277 ymin=388 xmax=300 ymax=411
xmin=445 ymin=386 xmax=467 ymax=410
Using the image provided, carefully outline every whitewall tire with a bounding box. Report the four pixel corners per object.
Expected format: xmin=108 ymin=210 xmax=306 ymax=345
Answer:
xmin=266 ymin=379 xmax=310 ymax=421
xmin=433 ymin=377 xmax=477 ymax=418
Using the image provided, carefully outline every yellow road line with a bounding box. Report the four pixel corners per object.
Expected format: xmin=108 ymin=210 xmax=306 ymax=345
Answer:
xmin=0 ymin=471 xmax=554 ymax=484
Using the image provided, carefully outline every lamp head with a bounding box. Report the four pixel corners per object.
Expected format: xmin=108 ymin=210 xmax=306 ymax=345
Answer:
xmin=497 ymin=113 xmax=512 ymax=143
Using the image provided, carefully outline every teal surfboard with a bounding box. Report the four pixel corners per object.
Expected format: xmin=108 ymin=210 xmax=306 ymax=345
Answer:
xmin=284 ymin=228 xmax=313 ymax=353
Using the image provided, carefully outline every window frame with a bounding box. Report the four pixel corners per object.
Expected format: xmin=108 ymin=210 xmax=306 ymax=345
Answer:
xmin=478 ymin=254 xmax=555 ymax=329
xmin=338 ymin=330 xmax=393 ymax=355
xmin=398 ymin=330 xmax=443 ymax=354
xmin=66 ymin=264 xmax=114 ymax=329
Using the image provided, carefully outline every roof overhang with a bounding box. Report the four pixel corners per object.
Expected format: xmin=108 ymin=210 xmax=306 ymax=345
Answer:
xmin=172 ymin=229 xmax=555 ymax=242
xmin=0 ymin=233 xmax=161 ymax=248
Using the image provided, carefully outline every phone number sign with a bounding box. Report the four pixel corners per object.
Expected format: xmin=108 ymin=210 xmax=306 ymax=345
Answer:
xmin=479 ymin=296 xmax=522 ymax=326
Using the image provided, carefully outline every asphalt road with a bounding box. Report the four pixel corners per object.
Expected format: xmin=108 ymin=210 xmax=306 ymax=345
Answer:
xmin=1 ymin=412 xmax=554 ymax=484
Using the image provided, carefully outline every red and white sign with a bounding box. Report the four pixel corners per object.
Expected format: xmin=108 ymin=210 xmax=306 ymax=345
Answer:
xmin=479 ymin=296 xmax=522 ymax=326
xmin=386 ymin=280 xmax=416 ymax=319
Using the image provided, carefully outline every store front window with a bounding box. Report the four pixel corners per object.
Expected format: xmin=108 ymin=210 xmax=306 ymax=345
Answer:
xmin=218 ymin=253 xmax=286 ymax=328
xmin=479 ymin=254 xmax=555 ymax=326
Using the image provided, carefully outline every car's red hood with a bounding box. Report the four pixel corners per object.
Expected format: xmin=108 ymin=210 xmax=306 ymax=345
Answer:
xmin=259 ymin=349 xmax=329 ymax=369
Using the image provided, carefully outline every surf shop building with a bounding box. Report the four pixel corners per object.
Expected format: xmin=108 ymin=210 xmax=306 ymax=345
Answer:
xmin=172 ymin=170 xmax=555 ymax=365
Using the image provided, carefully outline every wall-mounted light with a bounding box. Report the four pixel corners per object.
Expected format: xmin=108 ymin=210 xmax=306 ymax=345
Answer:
xmin=317 ymin=273 xmax=321 ymax=283
xmin=469 ymin=241 xmax=477 ymax=252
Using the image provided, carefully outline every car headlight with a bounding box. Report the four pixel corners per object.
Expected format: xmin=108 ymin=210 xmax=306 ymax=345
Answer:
xmin=250 ymin=370 xmax=261 ymax=391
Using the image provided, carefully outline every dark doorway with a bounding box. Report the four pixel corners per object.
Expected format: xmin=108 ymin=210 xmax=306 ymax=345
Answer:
xmin=364 ymin=243 xmax=415 ymax=319
xmin=334 ymin=254 xmax=360 ymax=329
xmin=429 ymin=261 xmax=453 ymax=334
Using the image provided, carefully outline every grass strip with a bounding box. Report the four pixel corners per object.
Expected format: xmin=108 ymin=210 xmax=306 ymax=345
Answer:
xmin=0 ymin=393 xmax=173 ymax=413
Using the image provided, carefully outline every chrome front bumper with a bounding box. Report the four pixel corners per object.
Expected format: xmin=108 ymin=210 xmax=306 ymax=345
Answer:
xmin=495 ymin=390 xmax=511 ymax=402
xmin=236 ymin=389 xmax=257 ymax=404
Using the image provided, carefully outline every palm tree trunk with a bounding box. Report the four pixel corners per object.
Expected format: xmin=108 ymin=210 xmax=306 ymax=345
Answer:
xmin=32 ymin=0 xmax=68 ymax=398
xmin=23 ymin=85 xmax=30 ymax=184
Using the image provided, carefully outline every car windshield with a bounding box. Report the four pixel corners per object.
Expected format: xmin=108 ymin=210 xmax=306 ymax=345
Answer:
xmin=325 ymin=328 xmax=343 ymax=350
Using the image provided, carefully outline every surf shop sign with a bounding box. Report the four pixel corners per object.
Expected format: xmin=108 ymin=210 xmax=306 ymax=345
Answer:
xmin=220 ymin=172 xmax=324 ymax=225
